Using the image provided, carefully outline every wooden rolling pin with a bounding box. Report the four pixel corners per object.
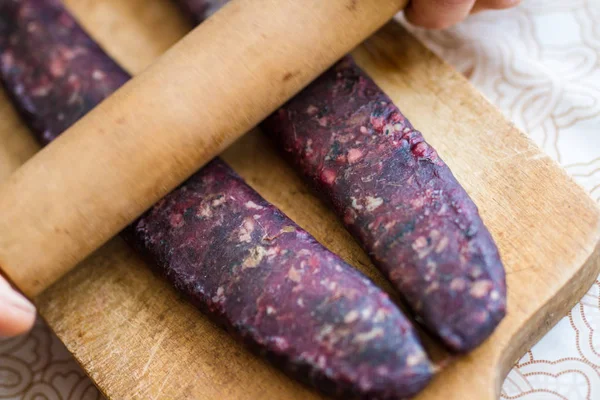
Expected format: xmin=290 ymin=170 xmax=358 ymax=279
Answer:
xmin=0 ymin=0 xmax=407 ymax=297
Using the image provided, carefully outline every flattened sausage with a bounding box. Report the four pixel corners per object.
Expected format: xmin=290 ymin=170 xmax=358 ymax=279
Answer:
xmin=261 ymin=58 xmax=506 ymax=353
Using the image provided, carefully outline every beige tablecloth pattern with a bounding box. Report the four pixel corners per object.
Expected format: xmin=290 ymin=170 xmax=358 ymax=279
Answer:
xmin=1 ymin=1 xmax=599 ymax=398
xmin=0 ymin=320 xmax=101 ymax=400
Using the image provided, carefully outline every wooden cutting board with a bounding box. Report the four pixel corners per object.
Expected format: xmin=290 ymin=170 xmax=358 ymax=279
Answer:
xmin=1 ymin=0 xmax=599 ymax=399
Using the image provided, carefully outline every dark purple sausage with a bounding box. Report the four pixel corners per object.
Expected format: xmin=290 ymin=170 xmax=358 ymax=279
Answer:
xmin=125 ymin=160 xmax=433 ymax=399
xmin=261 ymin=59 xmax=506 ymax=352
xmin=0 ymin=0 xmax=129 ymax=145
xmin=174 ymin=0 xmax=506 ymax=352
xmin=0 ymin=0 xmax=434 ymax=398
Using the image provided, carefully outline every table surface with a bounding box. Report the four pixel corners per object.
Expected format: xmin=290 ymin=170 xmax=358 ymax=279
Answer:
xmin=1 ymin=1 xmax=599 ymax=399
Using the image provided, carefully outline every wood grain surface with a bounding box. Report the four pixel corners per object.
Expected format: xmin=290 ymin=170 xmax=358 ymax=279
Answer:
xmin=0 ymin=0 xmax=598 ymax=399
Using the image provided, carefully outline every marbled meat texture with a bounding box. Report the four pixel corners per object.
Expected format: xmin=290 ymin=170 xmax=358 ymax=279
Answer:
xmin=0 ymin=0 xmax=129 ymax=144
xmin=177 ymin=0 xmax=507 ymax=352
xmin=126 ymin=160 xmax=433 ymax=399
xmin=0 ymin=0 xmax=434 ymax=398
xmin=261 ymin=57 xmax=506 ymax=353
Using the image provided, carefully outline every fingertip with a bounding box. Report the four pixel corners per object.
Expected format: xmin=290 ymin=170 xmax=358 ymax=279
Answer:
xmin=0 ymin=285 xmax=36 ymax=338
xmin=405 ymin=0 xmax=477 ymax=30
xmin=0 ymin=308 xmax=36 ymax=338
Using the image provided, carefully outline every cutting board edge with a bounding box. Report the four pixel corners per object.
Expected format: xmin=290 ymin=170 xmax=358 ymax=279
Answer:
xmin=498 ymin=235 xmax=600 ymax=380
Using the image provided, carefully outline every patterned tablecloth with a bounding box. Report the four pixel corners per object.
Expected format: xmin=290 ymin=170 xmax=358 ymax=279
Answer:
xmin=1 ymin=1 xmax=599 ymax=398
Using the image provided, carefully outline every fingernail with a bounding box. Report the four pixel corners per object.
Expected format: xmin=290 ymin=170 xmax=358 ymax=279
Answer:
xmin=1 ymin=287 xmax=36 ymax=314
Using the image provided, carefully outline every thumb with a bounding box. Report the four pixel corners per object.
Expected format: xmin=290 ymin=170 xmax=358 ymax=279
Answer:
xmin=0 ymin=275 xmax=36 ymax=338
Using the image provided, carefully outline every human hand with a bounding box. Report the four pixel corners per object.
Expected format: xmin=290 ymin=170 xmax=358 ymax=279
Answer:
xmin=405 ymin=0 xmax=520 ymax=29
xmin=0 ymin=274 xmax=36 ymax=338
